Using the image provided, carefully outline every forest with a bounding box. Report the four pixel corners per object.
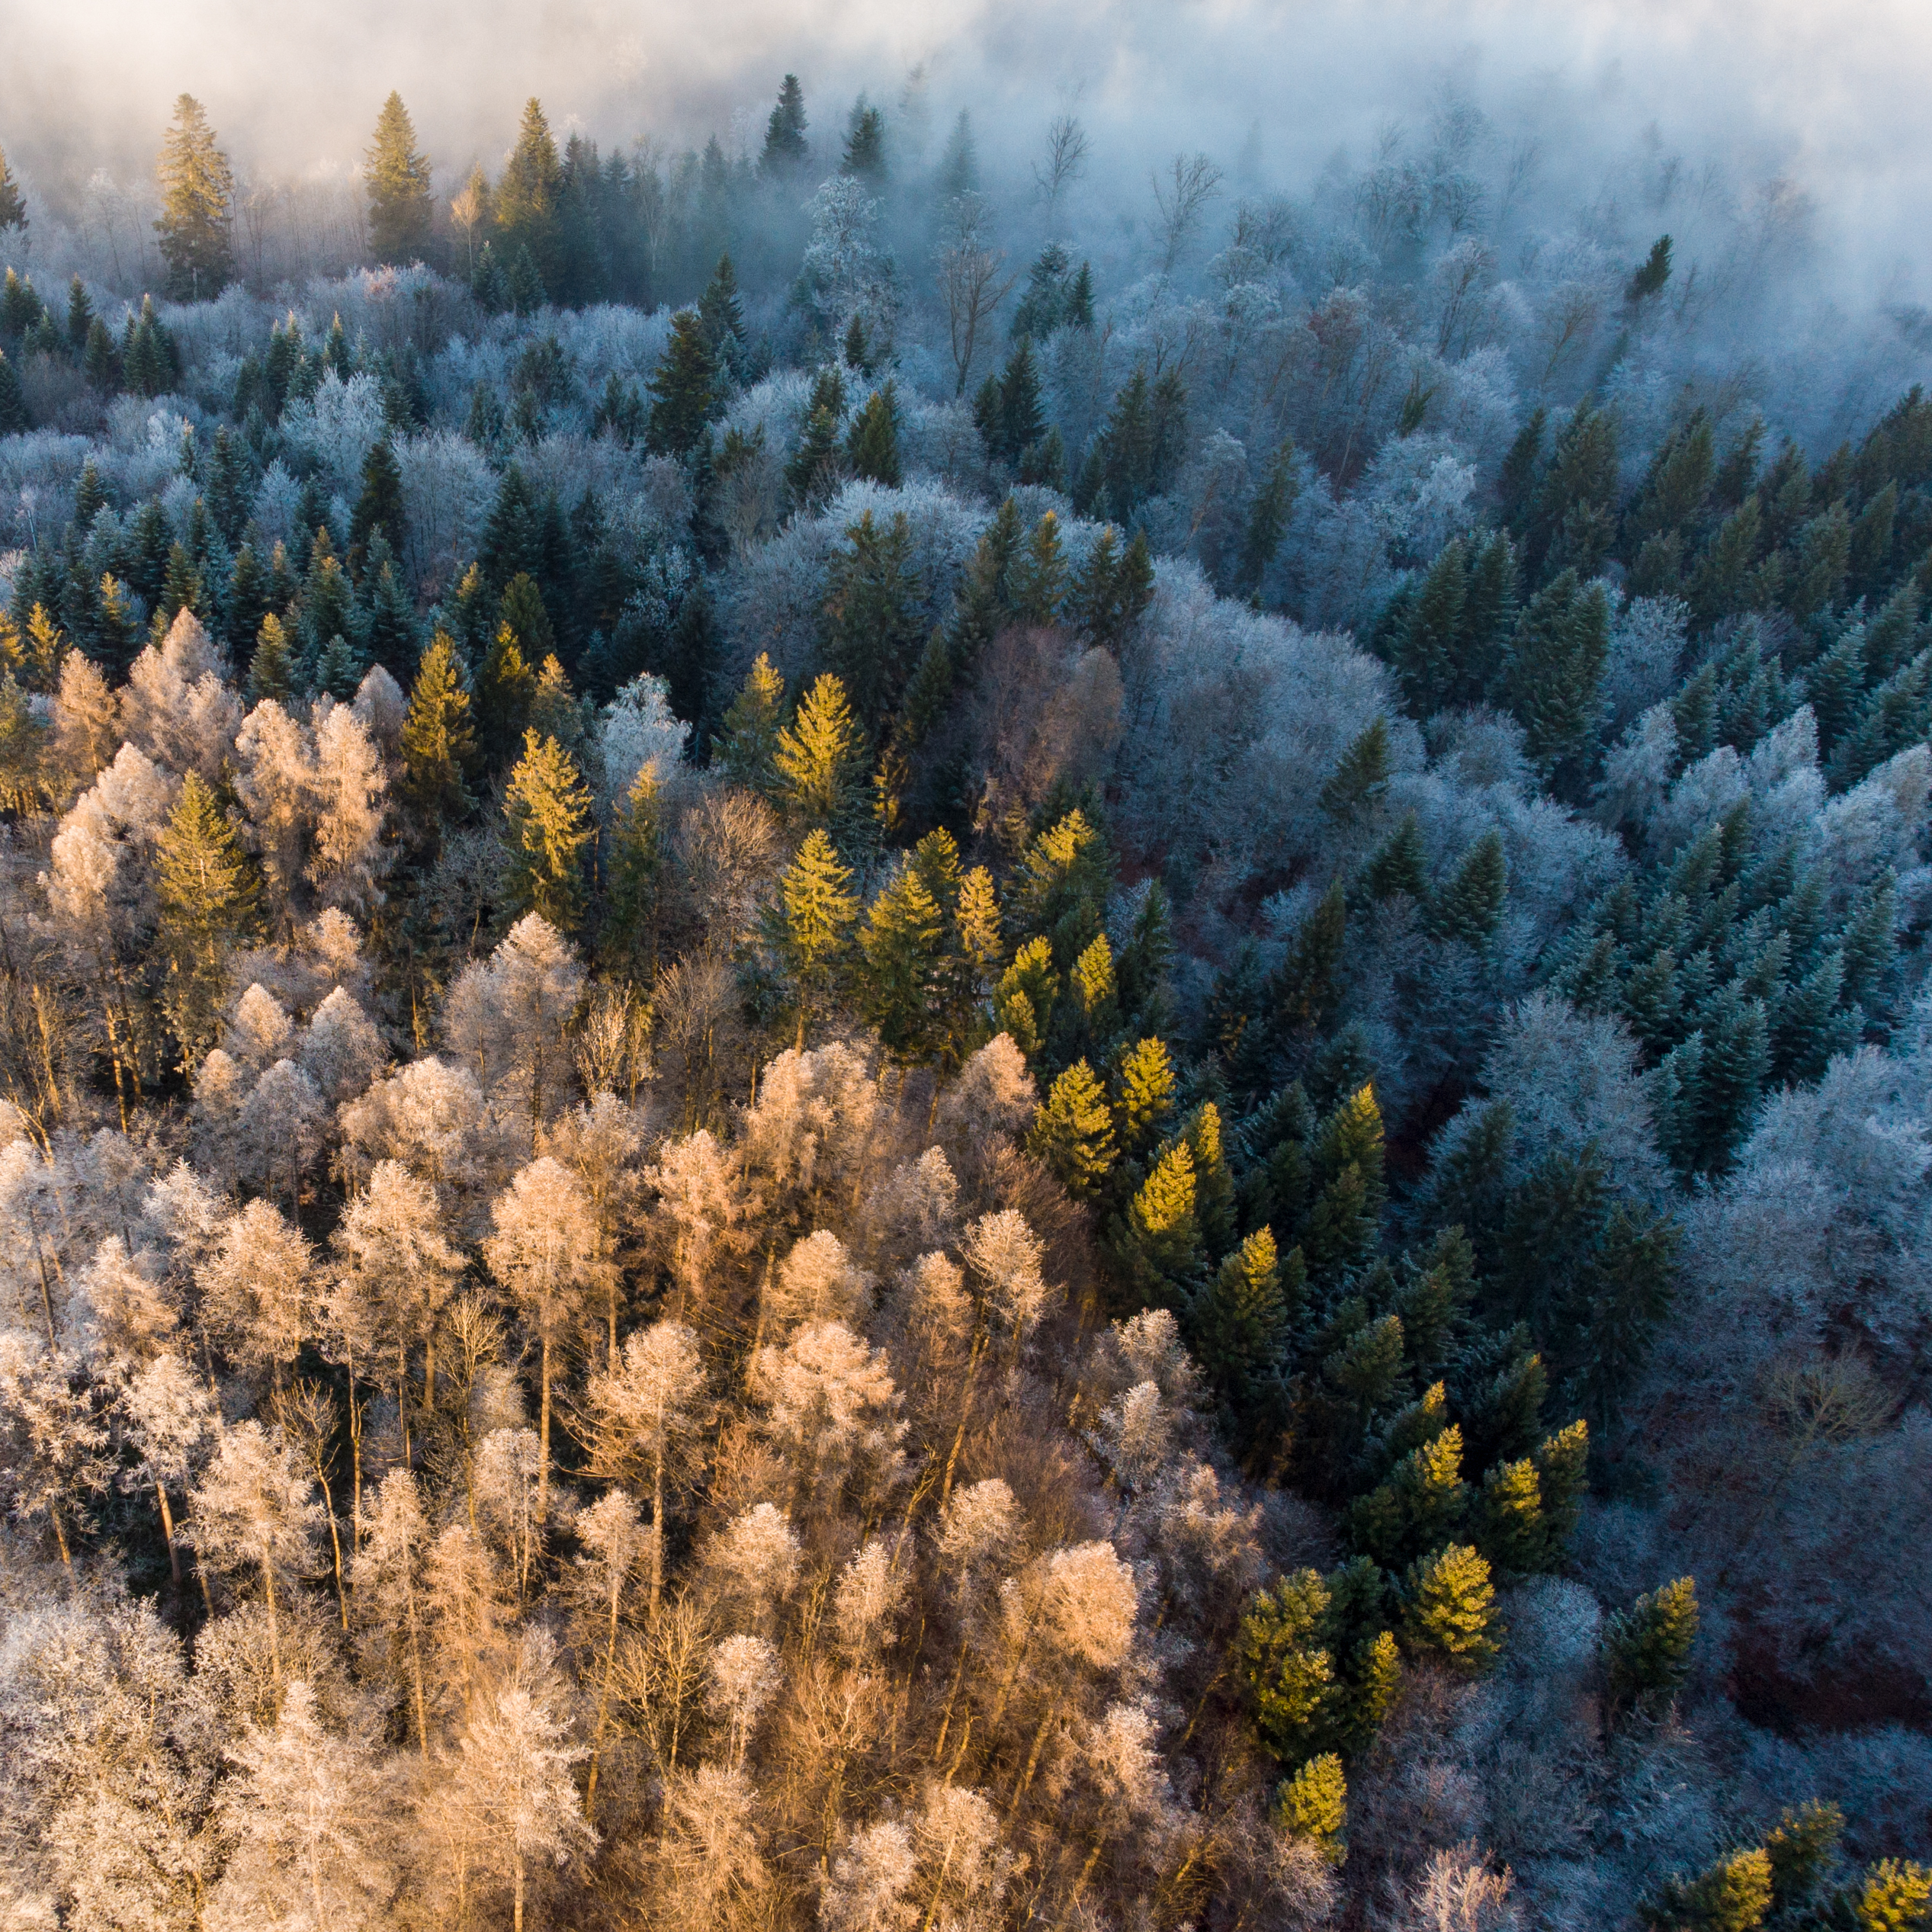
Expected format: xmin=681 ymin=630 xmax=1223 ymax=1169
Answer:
xmin=0 ymin=64 xmax=1927 ymax=1932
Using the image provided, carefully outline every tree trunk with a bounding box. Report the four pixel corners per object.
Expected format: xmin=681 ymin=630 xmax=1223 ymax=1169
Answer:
xmin=156 ymin=1483 xmax=182 ymax=1585
xmin=538 ymin=1333 xmax=552 ymax=1522
xmin=650 ymin=1441 xmax=666 ymax=1619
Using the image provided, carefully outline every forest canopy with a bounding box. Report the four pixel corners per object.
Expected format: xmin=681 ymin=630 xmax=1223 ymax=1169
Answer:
xmin=0 ymin=60 xmax=1927 ymax=1932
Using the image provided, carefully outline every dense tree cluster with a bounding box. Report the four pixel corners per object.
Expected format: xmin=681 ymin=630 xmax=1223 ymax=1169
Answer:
xmin=0 ymin=68 xmax=1927 ymax=1932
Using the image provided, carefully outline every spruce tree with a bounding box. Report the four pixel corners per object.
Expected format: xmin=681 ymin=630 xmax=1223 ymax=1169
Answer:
xmin=476 ymin=622 xmax=538 ymax=769
xmin=1236 ymin=1568 xmax=1339 ymax=1764
xmin=155 ymin=95 xmax=234 ymax=300
xmin=1432 ymin=830 xmax=1507 ymax=944
xmin=1497 ymin=568 xmax=1610 ymax=784
xmin=365 ymin=92 xmax=435 ymax=265
xmin=64 ymin=275 xmax=92 ymax=352
xmin=400 ymin=630 xmax=477 ymax=827
xmin=647 ymin=310 xmax=721 ymax=459
xmin=841 ymin=101 xmax=887 ymax=183
xmin=502 ymin=730 xmax=594 ymax=930
xmin=1319 ymin=716 xmax=1391 ymax=820
xmin=351 ymin=438 xmax=406 ymax=557
xmin=775 ymin=672 xmax=866 ymax=826
xmin=714 ymin=653 xmax=787 ymax=794
xmin=0 ymin=146 xmax=24 ymax=237
xmin=1762 ymin=1802 xmax=1844 ymax=1917
xmin=83 ymin=316 xmax=120 ymax=391
xmin=696 ymin=255 xmax=746 ymax=377
xmin=1274 ymin=1754 xmax=1347 ymax=1865
xmin=1009 ymin=512 xmax=1068 ymax=625
xmin=1124 ymin=1140 xmax=1201 ymax=1292
xmin=1363 ymin=812 xmax=1429 ymax=905
xmin=1399 ymin=1543 xmax=1498 ymax=1674
xmin=603 ymin=763 xmax=665 ymax=977
xmin=1026 ymin=1058 xmax=1116 ymax=1197
xmin=1604 ymin=1577 xmax=1699 ymax=1721
xmin=0 ymin=348 xmax=25 ymax=435
xmin=995 ymin=936 xmax=1059 ymax=1057
xmin=1192 ymin=1226 xmax=1297 ymax=1438
xmin=1113 ymin=1035 xmax=1176 ymax=1151
xmin=858 ymin=858 xmax=948 ymax=1064
xmin=247 ymin=613 xmax=295 ymax=702
xmin=1237 ymin=441 xmax=1299 ymax=599
xmin=760 ymin=75 xmax=810 ymax=177
xmin=845 ymin=384 xmax=903 ymax=486
xmin=496 ymin=98 xmax=562 ymax=288
xmin=1641 ymin=1851 xmax=1773 ymax=1932
xmin=156 ymin=769 xmax=258 ymax=1070
xmin=787 ymin=366 xmax=848 ymax=508
xmin=775 ymin=828 xmax=859 ymax=1045
xmin=821 ymin=512 xmax=923 ymax=729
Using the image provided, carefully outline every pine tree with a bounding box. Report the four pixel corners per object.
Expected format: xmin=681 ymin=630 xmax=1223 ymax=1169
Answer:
xmin=1271 ymin=881 xmax=1348 ymax=1039
xmin=1125 ymin=1140 xmax=1201 ymax=1290
xmin=0 ymin=146 xmax=24 ymax=236
xmin=82 ymin=315 xmax=120 ymax=391
xmin=365 ymin=91 xmax=435 ymax=265
xmin=1473 ymin=1456 xmax=1545 ymax=1574
xmin=775 ymin=828 xmax=859 ymax=1045
xmin=400 ymin=630 xmax=477 ymax=826
xmin=502 ymin=730 xmax=594 ymax=930
xmin=155 ymin=95 xmax=234 ymax=300
xmin=1236 ymin=1568 xmax=1338 ymax=1763
xmin=996 ymin=936 xmax=1059 ymax=1057
xmin=844 ymin=383 xmax=903 ymax=486
xmin=1400 ymin=1543 xmax=1498 ymax=1673
xmin=1363 ymin=812 xmax=1428 ymax=905
xmin=496 ymin=98 xmax=562 ymax=288
xmin=1762 ymin=1801 xmax=1844 ymax=1917
xmin=1026 ymin=1059 xmax=1116 ymax=1197
xmin=1604 ymin=1577 xmax=1699 ymax=1720
xmin=1274 ymin=1754 xmax=1346 ymax=1865
xmin=157 ymin=769 xmax=258 ymax=1069
xmin=647 ymin=310 xmax=720 ymax=460
xmin=761 ymin=75 xmax=810 ymax=176
xmin=248 ymin=612 xmax=295 ymax=702
xmin=775 ymin=672 xmax=867 ymax=826
xmin=1319 ymin=716 xmax=1391 ymax=820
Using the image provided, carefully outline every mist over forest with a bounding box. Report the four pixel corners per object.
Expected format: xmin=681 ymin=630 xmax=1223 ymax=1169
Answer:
xmin=0 ymin=6 xmax=1930 ymax=1927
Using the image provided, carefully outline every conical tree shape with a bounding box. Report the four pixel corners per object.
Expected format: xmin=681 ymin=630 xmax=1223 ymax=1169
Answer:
xmin=502 ymin=730 xmax=594 ymax=929
xmin=1009 ymin=512 xmax=1068 ymax=625
xmin=1114 ymin=1036 xmax=1176 ymax=1151
xmin=495 ymin=98 xmax=561 ymax=287
xmin=1433 ymin=830 xmax=1506 ymax=944
xmin=603 ymin=762 xmax=665 ymax=976
xmin=713 ymin=653 xmax=787 ymax=794
xmin=647 ymin=309 xmax=720 ymax=459
xmin=0 ymin=146 xmax=25 ymax=236
xmin=248 ymin=612 xmax=295 ymax=702
xmin=1400 ymin=1543 xmax=1498 ymax=1674
xmin=476 ymin=621 xmax=538 ymax=769
xmin=1604 ymin=1577 xmax=1699 ymax=1719
xmin=761 ymin=75 xmax=810 ymax=175
xmin=774 ymin=672 xmax=866 ymax=826
xmin=775 ymin=827 xmax=859 ymax=1045
xmin=858 ymin=856 xmax=948 ymax=1063
xmin=1274 ymin=1754 xmax=1346 ymax=1866
xmin=1027 ymin=1058 xmax=1115 ymax=1197
xmin=156 ymin=769 xmax=258 ymax=1070
xmin=365 ymin=91 xmax=435 ymax=265
xmin=155 ymin=95 xmax=234 ymax=300
xmin=822 ymin=509 xmax=923 ymax=727
xmin=400 ymin=630 xmax=477 ymax=826
xmin=845 ymin=384 xmax=902 ymax=486
xmin=351 ymin=438 xmax=406 ymax=557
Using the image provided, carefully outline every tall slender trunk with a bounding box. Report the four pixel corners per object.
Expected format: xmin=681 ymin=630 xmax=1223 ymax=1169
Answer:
xmin=538 ymin=1333 xmax=552 ymax=1522
xmin=319 ymin=1469 xmax=347 ymax=1629
xmin=404 ymin=1559 xmax=428 ymax=1755
xmin=650 ymin=1441 xmax=666 ymax=1619
xmin=156 ymin=1483 xmax=182 ymax=1585
xmin=585 ymin=1574 xmax=623 ymax=1817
